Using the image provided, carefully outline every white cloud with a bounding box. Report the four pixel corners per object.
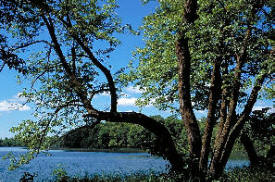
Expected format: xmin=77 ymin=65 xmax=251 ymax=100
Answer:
xmin=125 ymin=86 xmax=144 ymax=94
xmin=117 ymin=97 xmax=137 ymax=106
xmin=18 ymin=104 xmax=31 ymax=111
xmin=0 ymin=93 xmax=31 ymax=112
xmin=0 ymin=100 xmax=30 ymax=112
xmin=120 ymin=110 xmax=136 ymax=112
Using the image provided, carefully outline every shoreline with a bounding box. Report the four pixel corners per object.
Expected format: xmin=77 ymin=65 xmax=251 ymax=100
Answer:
xmin=46 ymin=147 xmax=146 ymax=153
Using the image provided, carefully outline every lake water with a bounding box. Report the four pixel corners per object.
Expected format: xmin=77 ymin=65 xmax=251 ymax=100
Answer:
xmin=0 ymin=147 xmax=249 ymax=182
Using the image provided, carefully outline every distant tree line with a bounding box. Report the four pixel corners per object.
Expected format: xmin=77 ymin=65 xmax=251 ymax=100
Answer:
xmin=0 ymin=137 xmax=24 ymax=147
xmin=59 ymin=115 xmax=190 ymax=155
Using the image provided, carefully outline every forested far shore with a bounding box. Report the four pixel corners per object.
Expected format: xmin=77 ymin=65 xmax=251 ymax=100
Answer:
xmin=0 ymin=137 xmax=24 ymax=147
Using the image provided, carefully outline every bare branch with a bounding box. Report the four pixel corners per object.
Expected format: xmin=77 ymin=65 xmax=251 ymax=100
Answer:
xmin=71 ymin=41 xmax=77 ymax=74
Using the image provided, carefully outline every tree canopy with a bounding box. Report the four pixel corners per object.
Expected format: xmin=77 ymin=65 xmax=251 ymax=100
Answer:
xmin=125 ymin=0 xmax=273 ymax=111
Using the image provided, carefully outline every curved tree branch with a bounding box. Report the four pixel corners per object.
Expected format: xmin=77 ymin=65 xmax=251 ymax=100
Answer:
xmin=85 ymin=111 xmax=186 ymax=173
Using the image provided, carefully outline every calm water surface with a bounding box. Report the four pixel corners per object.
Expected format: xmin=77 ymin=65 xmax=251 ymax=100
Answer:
xmin=0 ymin=147 xmax=249 ymax=182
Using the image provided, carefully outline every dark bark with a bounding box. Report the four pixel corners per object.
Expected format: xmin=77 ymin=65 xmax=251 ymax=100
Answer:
xmin=199 ymin=61 xmax=221 ymax=172
xmin=267 ymin=145 xmax=275 ymax=160
xmin=176 ymin=35 xmax=202 ymax=162
xmin=41 ymin=15 xmax=73 ymax=76
xmin=213 ymin=3 xmax=270 ymax=174
xmin=39 ymin=0 xmax=269 ymax=179
xmin=240 ymin=133 xmax=259 ymax=166
xmin=183 ymin=0 xmax=198 ymax=23
xmin=43 ymin=6 xmax=185 ymax=174
xmin=71 ymin=37 xmax=118 ymax=112
xmin=43 ymin=16 xmax=100 ymax=115
xmin=210 ymin=74 xmax=266 ymax=178
xmin=212 ymin=65 xmax=229 ymax=154
xmin=176 ymin=1 xmax=202 ymax=176
xmin=209 ymin=27 xmax=251 ymax=177
xmin=218 ymin=74 xmax=266 ymax=175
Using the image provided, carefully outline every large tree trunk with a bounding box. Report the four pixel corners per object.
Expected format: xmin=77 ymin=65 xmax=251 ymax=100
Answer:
xmin=176 ymin=35 xmax=202 ymax=169
xmin=176 ymin=0 xmax=202 ymax=176
xmin=209 ymin=24 xmax=252 ymax=177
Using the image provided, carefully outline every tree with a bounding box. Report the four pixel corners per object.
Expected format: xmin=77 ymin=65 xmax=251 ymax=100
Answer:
xmin=124 ymin=0 xmax=273 ymax=179
xmin=1 ymin=0 xmax=273 ymax=180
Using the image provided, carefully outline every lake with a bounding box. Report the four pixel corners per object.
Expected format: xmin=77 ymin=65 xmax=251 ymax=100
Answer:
xmin=0 ymin=147 xmax=249 ymax=181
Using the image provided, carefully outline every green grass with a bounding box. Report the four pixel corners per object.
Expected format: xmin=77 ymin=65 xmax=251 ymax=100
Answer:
xmin=50 ymin=167 xmax=274 ymax=182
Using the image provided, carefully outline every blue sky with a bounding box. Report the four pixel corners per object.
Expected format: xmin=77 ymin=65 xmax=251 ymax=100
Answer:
xmin=0 ymin=0 xmax=274 ymax=138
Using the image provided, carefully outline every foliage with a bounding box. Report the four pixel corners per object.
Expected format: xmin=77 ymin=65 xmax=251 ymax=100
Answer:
xmin=19 ymin=172 xmax=37 ymax=182
xmin=60 ymin=115 xmax=190 ymax=155
xmin=0 ymin=0 xmax=35 ymax=73
xmin=244 ymin=108 xmax=274 ymax=156
xmin=49 ymin=167 xmax=274 ymax=182
xmin=221 ymin=166 xmax=274 ymax=182
xmin=0 ymin=137 xmax=24 ymax=147
xmin=53 ymin=164 xmax=69 ymax=182
xmin=122 ymin=0 xmax=273 ymax=178
xmin=123 ymin=0 xmax=274 ymax=111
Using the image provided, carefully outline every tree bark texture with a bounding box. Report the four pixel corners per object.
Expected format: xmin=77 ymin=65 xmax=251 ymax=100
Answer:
xmin=210 ymin=73 xmax=266 ymax=178
xmin=199 ymin=61 xmax=221 ymax=172
xmin=176 ymin=35 xmax=202 ymax=161
xmin=176 ymin=2 xmax=202 ymax=174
